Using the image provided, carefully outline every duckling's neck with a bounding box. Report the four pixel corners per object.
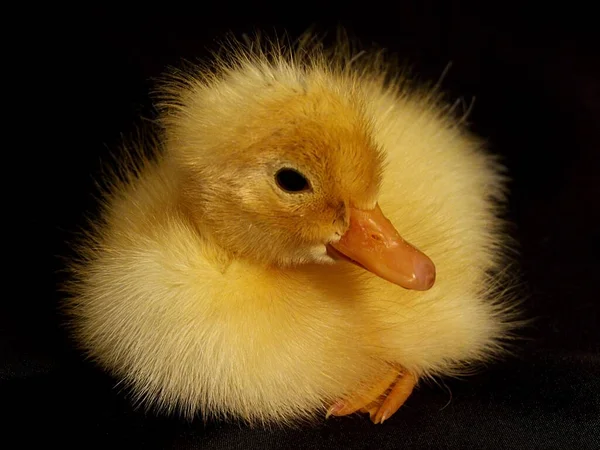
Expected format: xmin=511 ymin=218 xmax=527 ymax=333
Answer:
xmin=174 ymin=200 xmax=236 ymax=272
xmin=179 ymin=203 xmax=304 ymax=276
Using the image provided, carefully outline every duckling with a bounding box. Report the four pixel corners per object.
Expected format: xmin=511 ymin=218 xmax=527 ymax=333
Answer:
xmin=66 ymin=33 xmax=519 ymax=426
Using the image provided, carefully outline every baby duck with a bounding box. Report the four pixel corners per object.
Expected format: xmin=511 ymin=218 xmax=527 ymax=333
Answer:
xmin=67 ymin=34 xmax=518 ymax=426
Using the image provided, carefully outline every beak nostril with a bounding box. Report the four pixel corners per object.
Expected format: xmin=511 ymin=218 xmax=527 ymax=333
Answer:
xmin=371 ymin=233 xmax=383 ymax=242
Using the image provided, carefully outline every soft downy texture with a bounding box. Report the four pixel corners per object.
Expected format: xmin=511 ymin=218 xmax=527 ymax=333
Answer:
xmin=65 ymin=31 xmax=522 ymax=427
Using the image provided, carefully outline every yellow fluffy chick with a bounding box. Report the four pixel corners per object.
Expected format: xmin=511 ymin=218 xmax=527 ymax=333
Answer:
xmin=66 ymin=34 xmax=519 ymax=426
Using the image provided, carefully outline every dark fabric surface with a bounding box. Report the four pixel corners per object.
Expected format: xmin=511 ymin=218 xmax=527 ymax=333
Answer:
xmin=5 ymin=4 xmax=599 ymax=449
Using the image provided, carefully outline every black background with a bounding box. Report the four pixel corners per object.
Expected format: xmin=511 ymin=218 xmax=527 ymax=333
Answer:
xmin=4 ymin=3 xmax=599 ymax=448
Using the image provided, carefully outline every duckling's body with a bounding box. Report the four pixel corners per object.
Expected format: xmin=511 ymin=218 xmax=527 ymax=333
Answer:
xmin=68 ymin=36 xmax=517 ymax=426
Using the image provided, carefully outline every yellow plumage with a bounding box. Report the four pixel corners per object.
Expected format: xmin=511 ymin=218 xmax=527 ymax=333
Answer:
xmin=66 ymin=33 xmax=520 ymax=426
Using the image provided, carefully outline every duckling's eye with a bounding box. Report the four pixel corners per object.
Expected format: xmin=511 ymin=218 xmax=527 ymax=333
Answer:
xmin=275 ymin=168 xmax=311 ymax=193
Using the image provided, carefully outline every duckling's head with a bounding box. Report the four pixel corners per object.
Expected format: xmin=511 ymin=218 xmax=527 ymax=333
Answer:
xmin=158 ymin=48 xmax=435 ymax=290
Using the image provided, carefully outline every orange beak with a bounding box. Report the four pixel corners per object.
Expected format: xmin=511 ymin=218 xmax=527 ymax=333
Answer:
xmin=327 ymin=204 xmax=436 ymax=291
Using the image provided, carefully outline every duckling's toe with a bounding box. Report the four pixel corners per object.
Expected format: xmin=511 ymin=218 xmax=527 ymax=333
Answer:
xmin=371 ymin=371 xmax=416 ymax=424
xmin=327 ymin=367 xmax=416 ymax=424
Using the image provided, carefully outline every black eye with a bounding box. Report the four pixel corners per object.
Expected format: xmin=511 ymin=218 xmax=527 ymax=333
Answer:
xmin=275 ymin=168 xmax=310 ymax=193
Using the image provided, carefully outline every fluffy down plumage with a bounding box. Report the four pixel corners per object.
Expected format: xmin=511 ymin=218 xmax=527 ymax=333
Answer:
xmin=66 ymin=32 xmax=520 ymax=426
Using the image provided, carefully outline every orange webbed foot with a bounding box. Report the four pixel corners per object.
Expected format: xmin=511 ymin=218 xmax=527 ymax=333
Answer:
xmin=327 ymin=367 xmax=417 ymax=424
